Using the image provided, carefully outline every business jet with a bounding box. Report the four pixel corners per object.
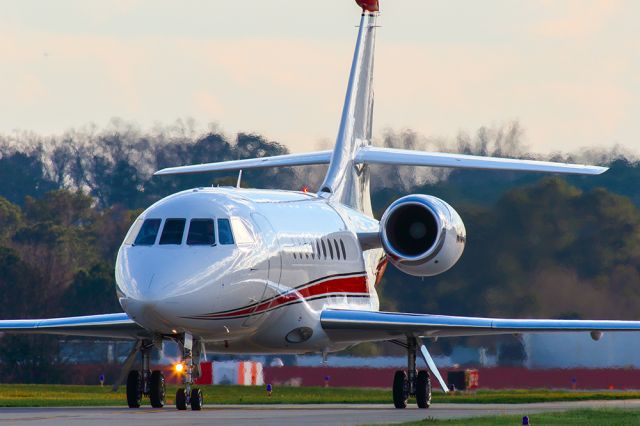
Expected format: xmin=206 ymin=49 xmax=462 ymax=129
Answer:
xmin=2 ymin=0 xmax=639 ymax=411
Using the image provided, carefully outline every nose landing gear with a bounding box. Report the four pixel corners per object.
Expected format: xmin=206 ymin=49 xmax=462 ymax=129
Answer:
xmin=175 ymin=332 xmax=204 ymax=411
xmin=120 ymin=334 xmax=202 ymax=410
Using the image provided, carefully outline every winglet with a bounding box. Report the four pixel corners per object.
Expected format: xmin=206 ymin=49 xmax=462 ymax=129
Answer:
xmin=356 ymin=0 xmax=379 ymax=12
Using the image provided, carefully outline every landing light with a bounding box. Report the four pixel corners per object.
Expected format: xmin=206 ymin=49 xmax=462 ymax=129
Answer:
xmin=174 ymin=362 xmax=185 ymax=373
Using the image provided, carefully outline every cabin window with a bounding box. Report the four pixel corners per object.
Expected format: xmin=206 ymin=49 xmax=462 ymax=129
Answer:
xmin=340 ymin=239 xmax=347 ymax=260
xmin=333 ymin=239 xmax=341 ymax=260
xmin=230 ymin=217 xmax=254 ymax=245
xmin=134 ymin=218 xmax=162 ymax=246
xmin=160 ymin=218 xmax=186 ymax=245
xmin=187 ymin=219 xmax=215 ymax=245
xmin=218 ymin=218 xmax=235 ymax=245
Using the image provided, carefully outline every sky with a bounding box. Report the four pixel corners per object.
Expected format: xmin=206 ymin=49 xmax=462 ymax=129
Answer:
xmin=0 ymin=0 xmax=638 ymax=154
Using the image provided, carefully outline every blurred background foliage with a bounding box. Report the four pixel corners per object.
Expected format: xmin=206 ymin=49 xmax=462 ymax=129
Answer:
xmin=0 ymin=120 xmax=639 ymax=378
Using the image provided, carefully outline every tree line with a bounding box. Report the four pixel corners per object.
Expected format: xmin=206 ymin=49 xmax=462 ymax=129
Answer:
xmin=1 ymin=122 xmax=639 ymax=379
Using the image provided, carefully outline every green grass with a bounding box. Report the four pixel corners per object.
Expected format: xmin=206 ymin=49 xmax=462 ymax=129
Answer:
xmin=0 ymin=385 xmax=390 ymax=407
xmin=0 ymin=384 xmax=126 ymax=407
xmin=434 ymin=389 xmax=640 ymax=404
xmin=388 ymin=409 xmax=640 ymax=425
xmin=0 ymin=385 xmax=640 ymax=407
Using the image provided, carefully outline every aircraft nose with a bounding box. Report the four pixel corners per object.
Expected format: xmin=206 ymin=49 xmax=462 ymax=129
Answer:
xmin=116 ymin=241 xmax=227 ymax=330
xmin=116 ymin=251 xmax=184 ymax=327
xmin=117 ymin=247 xmax=187 ymax=302
xmin=121 ymin=297 xmax=175 ymax=331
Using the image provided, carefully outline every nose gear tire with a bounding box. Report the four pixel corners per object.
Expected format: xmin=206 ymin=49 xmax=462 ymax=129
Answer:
xmin=176 ymin=388 xmax=187 ymax=410
xmin=149 ymin=370 xmax=166 ymax=408
xmin=190 ymin=388 xmax=203 ymax=411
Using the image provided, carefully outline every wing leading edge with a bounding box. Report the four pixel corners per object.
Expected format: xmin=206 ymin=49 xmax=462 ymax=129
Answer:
xmin=321 ymin=309 xmax=640 ymax=342
xmin=0 ymin=313 xmax=149 ymax=340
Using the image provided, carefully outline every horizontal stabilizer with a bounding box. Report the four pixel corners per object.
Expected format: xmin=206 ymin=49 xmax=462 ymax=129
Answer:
xmin=154 ymin=150 xmax=332 ymax=176
xmin=321 ymin=309 xmax=640 ymax=342
xmin=355 ymin=146 xmax=608 ymax=175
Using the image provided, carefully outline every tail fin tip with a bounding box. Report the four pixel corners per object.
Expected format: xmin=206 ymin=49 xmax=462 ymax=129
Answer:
xmin=356 ymin=0 xmax=379 ymax=12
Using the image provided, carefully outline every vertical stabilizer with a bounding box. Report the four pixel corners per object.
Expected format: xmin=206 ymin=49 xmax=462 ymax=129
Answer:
xmin=319 ymin=9 xmax=378 ymax=216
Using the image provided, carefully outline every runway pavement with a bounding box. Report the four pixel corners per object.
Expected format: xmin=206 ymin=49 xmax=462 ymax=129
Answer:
xmin=1 ymin=400 xmax=639 ymax=426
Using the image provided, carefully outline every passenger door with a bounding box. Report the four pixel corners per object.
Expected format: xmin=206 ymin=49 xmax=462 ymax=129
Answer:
xmin=242 ymin=213 xmax=282 ymax=327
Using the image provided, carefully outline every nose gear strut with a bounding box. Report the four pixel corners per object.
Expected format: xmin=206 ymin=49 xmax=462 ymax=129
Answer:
xmin=176 ymin=332 xmax=204 ymax=410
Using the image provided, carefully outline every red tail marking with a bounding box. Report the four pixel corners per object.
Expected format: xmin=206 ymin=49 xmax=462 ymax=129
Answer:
xmin=356 ymin=0 xmax=379 ymax=12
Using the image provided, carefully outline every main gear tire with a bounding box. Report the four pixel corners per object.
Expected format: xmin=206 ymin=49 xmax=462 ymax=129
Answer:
xmin=126 ymin=370 xmax=142 ymax=409
xmin=415 ymin=370 xmax=432 ymax=409
xmin=392 ymin=370 xmax=409 ymax=409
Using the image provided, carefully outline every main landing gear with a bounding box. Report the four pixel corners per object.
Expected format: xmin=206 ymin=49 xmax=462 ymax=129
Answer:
xmin=390 ymin=336 xmax=448 ymax=409
xmin=391 ymin=337 xmax=432 ymax=409
xmin=125 ymin=340 xmax=166 ymax=408
xmin=175 ymin=332 xmax=204 ymax=411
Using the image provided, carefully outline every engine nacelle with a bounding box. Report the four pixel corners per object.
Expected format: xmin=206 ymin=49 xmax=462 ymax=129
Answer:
xmin=380 ymin=194 xmax=466 ymax=277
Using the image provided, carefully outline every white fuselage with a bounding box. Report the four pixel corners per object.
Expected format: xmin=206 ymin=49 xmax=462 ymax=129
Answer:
xmin=115 ymin=187 xmax=385 ymax=354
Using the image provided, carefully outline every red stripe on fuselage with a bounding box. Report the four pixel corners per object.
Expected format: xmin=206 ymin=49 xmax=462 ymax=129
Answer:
xmin=200 ymin=275 xmax=368 ymax=319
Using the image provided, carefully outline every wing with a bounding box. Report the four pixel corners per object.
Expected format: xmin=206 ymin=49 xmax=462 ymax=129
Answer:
xmin=0 ymin=313 xmax=149 ymax=340
xmin=321 ymin=309 xmax=640 ymax=342
xmin=154 ymin=150 xmax=332 ymax=176
xmin=355 ymin=146 xmax=607 ymax=175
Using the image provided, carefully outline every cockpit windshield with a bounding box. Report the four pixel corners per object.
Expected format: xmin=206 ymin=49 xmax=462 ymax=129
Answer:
xmin=134 ymin=219 xmax=162 ymax=246
xmin=131 ymin=217 xmax=240 ymax=247
xmin=187 ymin=219 xmax=215 ymax=245
xmin=159 ymin=218 xmax=186 ymax=245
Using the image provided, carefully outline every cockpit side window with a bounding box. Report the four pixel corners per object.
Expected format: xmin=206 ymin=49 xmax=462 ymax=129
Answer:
xmin=159 ymin=218 xmax=186 ymax=245
xmin=187 ymin=219 xmax=216 ymax=245
xmin=217 ymin=218 xmax=235 ymax=245
xmin=134 ymin=219 xmax=162 ymax=246
xmin=125 ymin=218 xmax=144 ymax=245
xmin=230 ymin=217 xmax=254 ymax=245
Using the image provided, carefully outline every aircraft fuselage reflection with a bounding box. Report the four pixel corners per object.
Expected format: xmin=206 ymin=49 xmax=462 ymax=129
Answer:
xmin=115 ymin=187 xmax=384 ymax=353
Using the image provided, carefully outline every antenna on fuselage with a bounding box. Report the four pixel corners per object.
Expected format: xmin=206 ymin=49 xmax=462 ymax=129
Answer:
xmin=236 ymin=169 xmax=243 ymax=188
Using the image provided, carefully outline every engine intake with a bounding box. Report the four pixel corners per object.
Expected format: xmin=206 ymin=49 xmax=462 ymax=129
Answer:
xmin=380 ymin=194 xmax=465 ymax=277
